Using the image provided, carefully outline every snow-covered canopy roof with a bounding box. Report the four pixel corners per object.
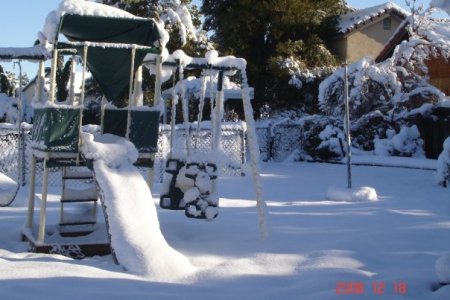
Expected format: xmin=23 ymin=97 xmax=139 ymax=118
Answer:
xmin=339 ymin=2 xmax=409 ymax=35
xmin=38 ymin=0 xmax=170 ymax=104
xmin=42 ymin=0 xmax=168 ymax=47
xmin=0 ymin=45 xmax=51 ymax=62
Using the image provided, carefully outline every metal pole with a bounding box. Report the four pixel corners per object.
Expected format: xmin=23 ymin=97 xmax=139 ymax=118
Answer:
xmin=344 ymin=62 xmax=352 ymax=189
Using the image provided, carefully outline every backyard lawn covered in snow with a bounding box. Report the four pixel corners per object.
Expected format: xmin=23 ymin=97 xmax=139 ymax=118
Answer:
xmin=0 ymin=161 xmax=449 ymax=299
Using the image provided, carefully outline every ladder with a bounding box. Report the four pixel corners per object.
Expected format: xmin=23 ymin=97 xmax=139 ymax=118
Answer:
xmin=59 ymin=167 xmax=98 ymax=237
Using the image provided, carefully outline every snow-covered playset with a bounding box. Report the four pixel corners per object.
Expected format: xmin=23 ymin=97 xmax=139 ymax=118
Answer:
xmin=1 ymin=0 xmax=265 ymax=275
xmin=0 ymin=0 xmax=450 ymax=299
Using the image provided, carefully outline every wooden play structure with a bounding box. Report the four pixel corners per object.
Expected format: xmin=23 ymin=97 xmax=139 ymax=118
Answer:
xmin=18 ymin=2 xmax=265 ymax=258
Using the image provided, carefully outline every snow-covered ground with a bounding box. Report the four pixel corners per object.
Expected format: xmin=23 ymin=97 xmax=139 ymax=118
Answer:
xmin=0 ymin=160 xmax=450 ymax=299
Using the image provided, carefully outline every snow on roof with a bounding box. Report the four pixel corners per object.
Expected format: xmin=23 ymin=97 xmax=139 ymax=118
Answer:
xmin=339 ymin=2 xmax=409 ymax=34
xmin=0 ymin=45 xmax=51 ymax=62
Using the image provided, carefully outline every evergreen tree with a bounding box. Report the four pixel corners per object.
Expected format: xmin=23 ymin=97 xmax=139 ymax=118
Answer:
xmin=202 ymin=0 xmax=348 ymax=112
xmin=0 ymin=65 xmax=14 ymax=97
xmin=99 ymin=0 xmax=211 ymax=106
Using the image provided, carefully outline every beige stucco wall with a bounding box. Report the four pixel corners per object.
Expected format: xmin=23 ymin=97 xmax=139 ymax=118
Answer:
xmin=346 ymin=16 xmax=403 ymax=63
xmin=330 ymin=15 xmax=403 ymax=63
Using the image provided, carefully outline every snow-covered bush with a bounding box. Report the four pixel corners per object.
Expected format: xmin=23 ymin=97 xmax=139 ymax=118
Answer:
xmin=374 ymin=125 xmax=425 ymax=157
xmin=299 ymin=115 xmax=344 ymax=161
xmin=351 ymin=111 xmax=394 ymax=151
xmin=316 ymin=124 xmax=346 ymax=161
xmin=319 ymin=58 xmax=399 ymax=119
xmin=436 ymin=137 xmax=450 ymax=187
xmin=319 ymin=18 xmax=450 ymax=122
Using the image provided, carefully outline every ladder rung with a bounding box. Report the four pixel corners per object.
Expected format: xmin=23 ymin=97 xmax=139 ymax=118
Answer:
xmin=61 ymin=198 xmax=98 ymax=203
xmin=61 ymin=186 xmax=97 ymax=202
xmin=63 ymin=169 xmax=93 ymax=180
xmin=60 ymin=221 xmax=96 ymax=226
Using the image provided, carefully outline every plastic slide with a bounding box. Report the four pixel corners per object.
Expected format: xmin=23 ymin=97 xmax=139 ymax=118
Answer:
xmin=81 ymin=133 xmax=194 ymax=281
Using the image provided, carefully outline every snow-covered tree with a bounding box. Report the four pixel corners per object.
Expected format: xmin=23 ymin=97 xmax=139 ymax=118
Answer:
xmin=99 ymin=0 xmax=211 ymax=54
xmin=319 ymin=14 xmax=449 ymax=121
xmin=0 ymin=65 xmax=14 ymax=97
xmin=202 ymin=0 xmax=349 ymax=112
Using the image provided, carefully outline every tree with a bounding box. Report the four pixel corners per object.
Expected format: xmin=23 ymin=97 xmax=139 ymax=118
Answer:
xmin=202 ymin=0 xmax=348 ymax=112
xmin=0 ymin=65 xmax=14 ymax=97
xmin=100 ymin=0 xmax=209 ymax=54
xmin=99 ymin=0 xmax=211 ymax=106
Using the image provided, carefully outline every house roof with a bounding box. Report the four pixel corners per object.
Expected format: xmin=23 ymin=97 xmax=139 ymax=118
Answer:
xmin=339 ymin=2 xmax=409 ymax=35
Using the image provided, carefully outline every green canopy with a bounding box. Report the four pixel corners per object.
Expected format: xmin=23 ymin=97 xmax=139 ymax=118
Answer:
xmin=56 ymin=14 xmax=162 ymax=104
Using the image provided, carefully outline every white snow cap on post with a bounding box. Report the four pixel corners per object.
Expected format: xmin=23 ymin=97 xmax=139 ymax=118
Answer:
xmin=431 ymin=0 xmax=450 ymax=15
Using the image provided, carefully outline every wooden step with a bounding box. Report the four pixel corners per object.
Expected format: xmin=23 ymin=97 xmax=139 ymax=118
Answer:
xmin=61 ymin=186 xmax=98 ymax=203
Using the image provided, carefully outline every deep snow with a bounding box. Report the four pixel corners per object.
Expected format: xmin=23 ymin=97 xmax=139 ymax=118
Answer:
xmin=0 ymin=160 xmax=450 ymax=299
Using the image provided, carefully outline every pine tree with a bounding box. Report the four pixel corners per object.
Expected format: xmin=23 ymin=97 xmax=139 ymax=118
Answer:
xmin=99 ymin=0 xmax=211 ymax=106
xmin=202 ymin=0 xmax=348 ymax=112
xmin=0 ymin=65 xmax=14 ymax=97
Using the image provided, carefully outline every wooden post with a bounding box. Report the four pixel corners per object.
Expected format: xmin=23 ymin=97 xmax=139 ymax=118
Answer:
xmin=37 ymin=156 xmax=50 ymax=243
xmin=49 ymin=49 xmax=58 ymax=103
xmin=68 ymin=54 xmax=76 ymax=105
xmin=26 ymin=156 xmax=37 ymax=229
xmin=80 ymin=45 xmax=88 ymax=105
xmin=126 ymin=47 xmax=137 ymax=139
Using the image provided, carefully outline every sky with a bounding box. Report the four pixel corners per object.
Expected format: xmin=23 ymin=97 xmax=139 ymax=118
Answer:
xmin=0 ymin=0 xmax=447 ymax=77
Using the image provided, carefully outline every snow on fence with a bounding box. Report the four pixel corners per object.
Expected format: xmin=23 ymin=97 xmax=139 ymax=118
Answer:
xmin=0 ymin=123 xmax=246 ymax=187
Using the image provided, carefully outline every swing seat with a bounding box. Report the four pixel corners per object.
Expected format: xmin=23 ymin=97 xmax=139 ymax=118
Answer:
xmin=159 ymin=159 xmax=186 ymax=210
xmin=183 ymin=162 xmax=219 ymax=220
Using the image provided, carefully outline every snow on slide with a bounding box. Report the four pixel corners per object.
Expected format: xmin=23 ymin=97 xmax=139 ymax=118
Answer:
xmin=81 ymin=133 xmax=195 ymax=281
xmin=0 ymin=172 xmax=18 ymax=207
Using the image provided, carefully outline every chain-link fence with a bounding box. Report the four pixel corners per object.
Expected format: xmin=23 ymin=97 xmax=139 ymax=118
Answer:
xmin=0 ymin=122 xmax=247 ymax=188
xmin=0 ymin=126 xmax=20 ymax=182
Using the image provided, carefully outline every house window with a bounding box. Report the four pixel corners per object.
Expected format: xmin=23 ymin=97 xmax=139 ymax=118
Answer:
xmin=383 ymin=17 xmax=392 ymax=30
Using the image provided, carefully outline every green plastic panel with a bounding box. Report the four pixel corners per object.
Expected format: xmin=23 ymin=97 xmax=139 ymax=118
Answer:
xmin=129 ymin=110 xmax=160 ymax=153
xmin=32 ymin=107 xmax=81 ymax=153
xmin=102 ymin=108 xmax=160 ymax=153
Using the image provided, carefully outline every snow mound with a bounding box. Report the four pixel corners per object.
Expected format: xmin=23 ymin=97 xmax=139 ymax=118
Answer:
xmin=80 ymin=133 xmax=138 ymax=168
xmin=435 ymin=252 xmax=450 ymax=284
xmin=0 ymin=173 xmax=18 ymax=206
xmin=327 ymin=186 xmax=378 ymax=202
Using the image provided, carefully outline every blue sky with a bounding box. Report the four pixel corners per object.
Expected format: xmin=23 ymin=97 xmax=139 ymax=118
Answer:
xmin=0 ymin=0 xmax=445 ymax=77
